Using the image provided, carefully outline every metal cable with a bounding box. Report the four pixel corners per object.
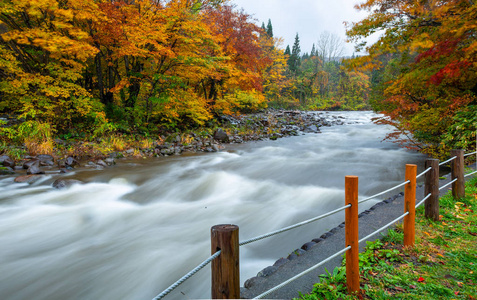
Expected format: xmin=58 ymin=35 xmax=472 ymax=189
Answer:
xmin=416 ymin=167 xmax=432 ymax=180
xmin=464 ymin=151 xmax=477 ymax=157
xmin=358 ymin=212 xmax=409 ymax=244
xmin=152 ymin=250 xmax=221 ymax=300
xmin=439 ymin=156 xmax=457 ymax=166
xmin=465 ymin=170 xmax=477 ymax=178
xmin=253 ymin=246 xmax=352 ymax=299
xmin=415 ymin=193 xmax=432 ymax=209
xmin=240 ymin=205 xmax=351 ymax=246
xmin=358 ymin=180 xmax=410 ymax=204
xmin=439 ymin=178 xmax=458 ymax=191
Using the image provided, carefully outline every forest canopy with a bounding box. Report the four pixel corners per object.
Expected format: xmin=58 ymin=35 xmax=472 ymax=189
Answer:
xmin=1 ymin=0 xmax=474 ymax=158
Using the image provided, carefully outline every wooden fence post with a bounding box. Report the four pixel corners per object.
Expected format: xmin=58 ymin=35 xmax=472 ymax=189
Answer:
xmin=451 ymin=149 xmax=465 ymax=199
xmin=211 ymin=224 xmax=239 ymax=299
xmin=345 ymin=176 xmax=359 ymax=294
xmin=404 ymin=164 xmax=417 ymax=247
xmin=424 ymin=159 xmax=440 ymax=221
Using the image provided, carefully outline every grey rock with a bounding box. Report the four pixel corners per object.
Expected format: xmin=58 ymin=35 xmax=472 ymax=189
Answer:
xmin=52 ymin=179 xmax=84 ymax=189
xmin=160 ymin=148 xmax=175 ymax=156
xmin=0 ymin=155 xmax=15 ymax=167
xmin=27 ymin=164 xmax=45 ymax=175
xmin=65 ymin=156 xmax=78 ymax=167
xmin=287 ymin=253 xmax=298 ymax=261
xmin=213 ymin=128 xmax=229 ymax=142
xmin=104 ymin=158 xmax=116 ymax=166
xmin=96 ymin=160 xmax=108 ymax=167
xmin=23 ymin=159 xmax=39 ymax=169
xmin=273 ymin=258 xmax=289 ymax=267
xmin=244 ymin=276 xmax=262 ymax=289
xmin=257 ymin=266 xmax=278 ymax=278
xmin=312 ymin=237 xmax=324 ymax=243
xmin=301 ymin=241 xmax=317 ymax=251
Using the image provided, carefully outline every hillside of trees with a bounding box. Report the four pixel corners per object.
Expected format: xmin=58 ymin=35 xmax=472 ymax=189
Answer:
xmin=0 ymin=0 xmax=475 ymax=158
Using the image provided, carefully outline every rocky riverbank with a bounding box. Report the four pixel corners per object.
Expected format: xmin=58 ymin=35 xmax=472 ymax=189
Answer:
xmin=0 ymin=110 xmax=347 ymax=187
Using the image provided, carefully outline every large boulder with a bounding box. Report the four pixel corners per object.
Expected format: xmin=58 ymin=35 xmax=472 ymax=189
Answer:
xmin=27 ymin=163 xmax=45 ymax=175
xmin=0 ymin=155 xmax=15 ymax=167
xmin=213 ymin=128 xmax=229 ymax=142
xmin=23 ymin=159 xmax=39 ymax=169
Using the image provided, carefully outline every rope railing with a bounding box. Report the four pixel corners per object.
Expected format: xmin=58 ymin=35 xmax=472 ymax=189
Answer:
xmin=439 ymin=178 xmax=458 ymax=191
xmin=415 ymin=193 xmax=432 ymax=209
xmin=465 ymin=170 xmax=477 ymax=178
xmin=464 ymin=151 xmax=477 ymax=157
xmin=253 ymin=246 xmax=352 ymax=299
xmin=358 ymin=212 xmax=409 ymax=244
xmin=358 ymin=180 xmax=410 ymax=204
xmin=240 ymin=204 xmax=351 ymax=246
xmin=439 ymin=156 xmax=457 ymax=166
xmin=152 ymin=250 xmax=222 ymax=300
xmin=416 ymin=167 xmax=432 ymax=180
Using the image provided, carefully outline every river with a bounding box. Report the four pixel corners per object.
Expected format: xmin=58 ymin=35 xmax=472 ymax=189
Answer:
xmin=0 ymin=111 xmax=427 ymax=300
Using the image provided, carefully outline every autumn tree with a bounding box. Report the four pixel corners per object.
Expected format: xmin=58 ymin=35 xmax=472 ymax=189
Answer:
xmin=203 ymin=4 xmax=269 ymax=114
xmin=347 ymin=0 xmax=477 ymax=156
xmin=0 ymin=0 xmax=106 ymax=134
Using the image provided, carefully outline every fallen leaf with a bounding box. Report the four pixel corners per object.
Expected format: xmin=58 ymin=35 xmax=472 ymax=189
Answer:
xmin=455 ymin=291 xmax=460 ymax=295
xmin=394 ymin=286 xmax=405 ymax=292
xmin=442 ymin=222 xmax=448 ymax=225
xmin=424 ymin=231 xmax=430 ymax=236
xmin=458 ymin=282 xmax=463 ymax=287
xmin=418 ymin=277 xmax=425 ymax=282
xmin=409 ymin=284 xmax=417 ymax=289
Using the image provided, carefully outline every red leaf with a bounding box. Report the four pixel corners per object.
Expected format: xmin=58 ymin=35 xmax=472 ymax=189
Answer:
xmin=455 ymin=291 xmax=459 ymax=295
xmin=417 ymin=277 xmax=425 ymax=282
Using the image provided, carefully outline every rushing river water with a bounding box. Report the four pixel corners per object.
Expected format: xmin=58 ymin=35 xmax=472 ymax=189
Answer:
xmin=0 ymin=111 xmax=427 ymax=300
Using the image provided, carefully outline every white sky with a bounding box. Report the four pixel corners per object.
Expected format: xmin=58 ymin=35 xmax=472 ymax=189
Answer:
xmin=231 ymin=0 xmax=370 ymax=56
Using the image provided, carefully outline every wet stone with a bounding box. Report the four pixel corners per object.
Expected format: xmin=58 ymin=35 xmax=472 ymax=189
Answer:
xmin=273 ymin=258 xmax=289 ymax=267
xmin=257 ymin=266 xmax=278 ymax=278
xmin=301 ymin=241 xmax=317 ymax=251
xmin=244 ymin=277 xmax=262 ymax=289
xmin=312 ymin=237 xmax=324 ymax=243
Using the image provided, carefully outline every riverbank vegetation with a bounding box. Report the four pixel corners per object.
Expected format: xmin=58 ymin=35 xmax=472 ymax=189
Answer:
xmin=0 ymin=0 xmax=475 ymax=160
xmin=346 ymin=0 xmax=477 ymax=158
xmin=297 ymin=175 xmax=477 ymax=300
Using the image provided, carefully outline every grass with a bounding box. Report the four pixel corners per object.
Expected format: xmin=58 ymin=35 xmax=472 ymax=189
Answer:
xmin=297 ymin=176 xmax=477 ymax=300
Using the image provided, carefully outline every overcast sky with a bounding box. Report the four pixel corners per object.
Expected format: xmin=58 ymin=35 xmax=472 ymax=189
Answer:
xmin=231 ymin=0 xmax=370 ymax=56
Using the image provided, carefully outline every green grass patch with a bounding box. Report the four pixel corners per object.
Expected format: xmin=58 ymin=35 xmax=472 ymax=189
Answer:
xmin=297 ymin=176 xmax=477 ymax=300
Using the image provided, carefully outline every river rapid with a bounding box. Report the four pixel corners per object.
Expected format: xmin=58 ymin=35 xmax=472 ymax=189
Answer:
xmin=0 ymin=111 xmax=427 ymax=300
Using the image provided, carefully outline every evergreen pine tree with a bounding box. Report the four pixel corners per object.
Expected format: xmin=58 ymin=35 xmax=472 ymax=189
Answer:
xmin=284 ymin=45 xmax=291 ymax=56
xmin=288 ymin=33 xmax=301 ymax=75
xmin=310 ymin=43 xmax=316 ymax=57
xmin=266 ymin=19 xmax=273 ymax=37
xmin=261 ymin=22 xmax=266 ymax=31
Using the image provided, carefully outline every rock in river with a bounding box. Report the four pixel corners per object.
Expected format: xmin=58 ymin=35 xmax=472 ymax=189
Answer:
xmin=52 ymin=179 xmax=84 ymax=189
